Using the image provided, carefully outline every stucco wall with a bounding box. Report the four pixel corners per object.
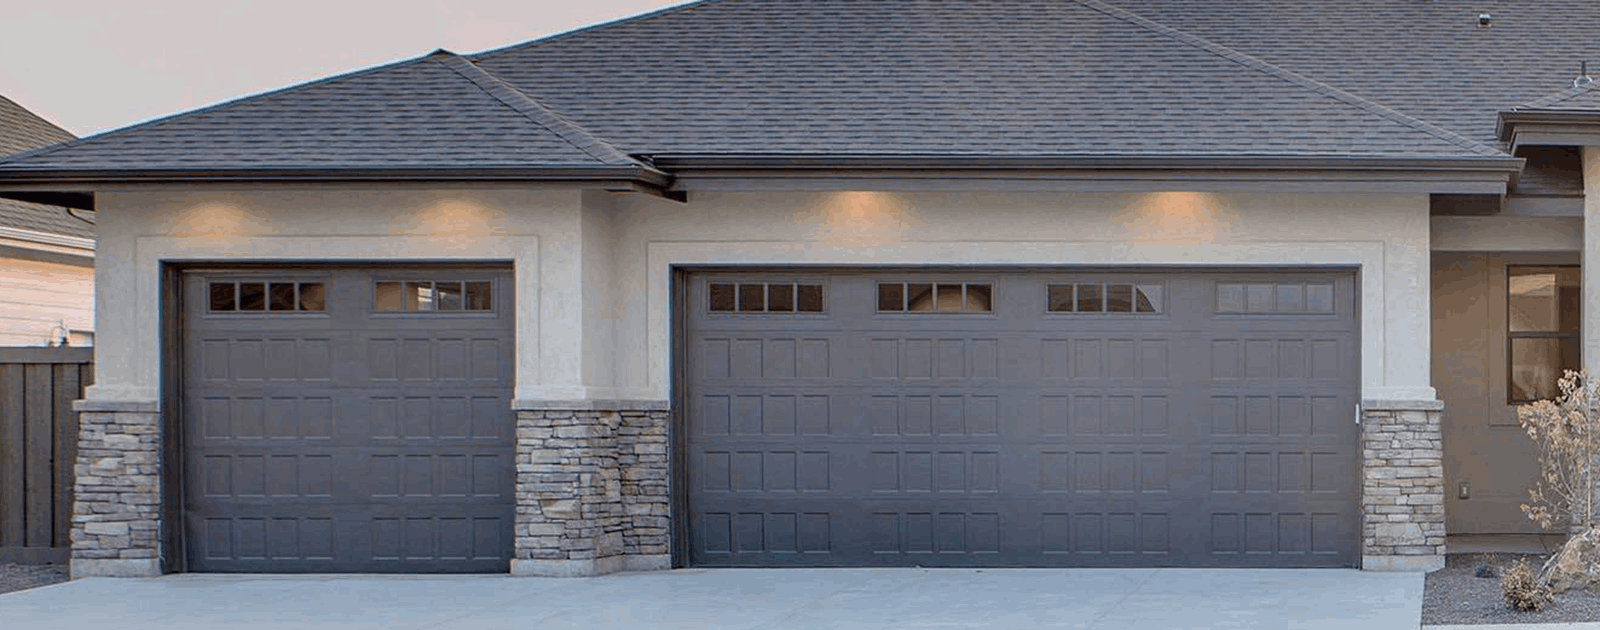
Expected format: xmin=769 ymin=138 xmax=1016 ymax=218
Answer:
xmin=86 ymin=187 xmax=1437 ymax=407
xmin=86 ymin=187 xmax=578 ymax=403
xmin=608 ymin=190 xmax=1435 ymax=403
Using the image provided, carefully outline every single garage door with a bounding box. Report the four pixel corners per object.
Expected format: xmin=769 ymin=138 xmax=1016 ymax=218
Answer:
xmin=182 ymin=267 xmax=514 ymax=572
xmin=686 ymin=269 xmax=1359 ymax=567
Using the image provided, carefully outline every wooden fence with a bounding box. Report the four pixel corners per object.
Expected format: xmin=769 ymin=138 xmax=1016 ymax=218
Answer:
xmin=0 ymin=347 xmax=92 ymax=564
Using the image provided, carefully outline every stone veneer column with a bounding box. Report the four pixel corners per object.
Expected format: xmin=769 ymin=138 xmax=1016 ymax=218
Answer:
xmin=1360 ymin=399 xmax=1446 ymax=571
xmin=69 ymin=401 xmax=162 ymax=577
xmin=511 ymin=403 xmax=670 ymax=576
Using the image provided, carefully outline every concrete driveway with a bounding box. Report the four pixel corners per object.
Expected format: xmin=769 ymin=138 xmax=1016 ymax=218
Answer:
xmin=0 ymin=568 xmax=1421 ymax=629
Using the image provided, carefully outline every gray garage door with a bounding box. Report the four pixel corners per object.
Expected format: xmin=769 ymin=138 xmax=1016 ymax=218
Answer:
xmin=686 ymin=269 xmax=1359 ymax=567
xmin=182 ymin=267 xmax=514 ymax=572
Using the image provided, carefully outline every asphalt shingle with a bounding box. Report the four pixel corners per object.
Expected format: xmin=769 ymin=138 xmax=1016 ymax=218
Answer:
xmin=1097 ymin=0 xmax=1600 ymax=145
xmin=0 ymin=94 xmax=91 ymax=238
xmin=471 ymin=0 xmax=1498 ymax=158
xmin=0 ymin=52 xmax=630 ymax=172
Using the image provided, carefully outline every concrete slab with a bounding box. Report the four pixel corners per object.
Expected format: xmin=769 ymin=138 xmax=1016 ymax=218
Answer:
xmin=0 ymin=568 xmax=1423 ymax=630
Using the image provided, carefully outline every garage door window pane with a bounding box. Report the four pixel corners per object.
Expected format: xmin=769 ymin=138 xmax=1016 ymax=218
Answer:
xmin=878 ymin=283 xmax=905 ymax=311
xmin=797 ymin=285 xmax=824 ymax=312
xmin=434 ymin=282 xmax=463 ymax=311
xmin=298 ymin=283 xmax=326 ymax=312
xmin=1136 ymin=285 xmax=1162 ymax=313
xmin=738 ymin=284 xmax=766 ymax=312
xmin=966 ymin=284 xmax=993 ymax=312
xmin=406 ymin=281 xmax=435 ymax=311
xmin=935 ymin=284 xmax=963 ymax=311
xmin=239 ymin=283 xmax=266 ymax=311
xmin=1246 ymin=284 xmax=1274 ymax=313
xmin=374 ymin=282 xmax=404 ymax=311
xmin=465 ymin=282 xmax=492 ymax=311
xmin=210 ymin=283 xmax=236 ymax=311
xmin=1106 ymin=284 xmax=1134 ymax=312
xmin=1217 ymin=283 xmax=1244 ymax=313
xmin=710 ymin=283 xmax=736 ymax=312
xmin=907 ymin=283 xmax=934 ymax=312
xmin=269 ymin=283 xmax=297 ymax=311
xmin=1306 ymin=284 xmax=1334 ymax=313
xmin=1076 ymin=283 xmax=1103 ymax=312
xmin=767 ymin=284 xmax=795 ymax=312
xmin=1047 ymin=285 xmax=1074 ymax=312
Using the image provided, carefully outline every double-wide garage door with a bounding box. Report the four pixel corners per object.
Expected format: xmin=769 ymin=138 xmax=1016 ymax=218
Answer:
xmin=687 ymin=270 xmax=1359 ymax=567
xmin=182 ymin=267 xmax=513 ymax=572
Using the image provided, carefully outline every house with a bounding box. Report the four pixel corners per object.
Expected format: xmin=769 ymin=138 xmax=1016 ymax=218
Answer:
xmin=0 ymin=94 xmax=93 ymax=347
xmin=0 ymin=0 xmax=1592 ymax=578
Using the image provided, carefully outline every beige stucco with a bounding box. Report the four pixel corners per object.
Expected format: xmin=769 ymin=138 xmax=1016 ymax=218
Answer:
xmin=1432 ymin=252 xmax=1578 ymax=534
xmin=86 ymin=187 xmax=1439 ymax=408
xmin=609 ymin=190 xmax=1436 ymax=403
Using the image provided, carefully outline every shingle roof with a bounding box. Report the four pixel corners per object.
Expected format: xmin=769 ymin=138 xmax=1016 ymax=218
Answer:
xmin=0 ymin=0 xmax=1564 ymax=183
xmin=0 ymin=95 xmax=90 ymax=239
xmin=1513 ymin=83 xmax=1600 ymax=112
xmin=469 ymin=0 xmax=1498 ymax=158
xmin=1097 ymin=0 xmax=1600 ymax=147
xmin=0 ymin=51 xmax=647 ymax=172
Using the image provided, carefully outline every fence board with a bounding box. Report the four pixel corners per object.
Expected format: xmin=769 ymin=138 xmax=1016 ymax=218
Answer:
xmin=24 ymin=363 xmax=54 ymax=548
xmin=0 ymin=349 xmax=92 ymax=564
xmin=53 ymin=363 xmax=80 ymax=549
xmin=0 ymin=364 xmax=23 ymax=549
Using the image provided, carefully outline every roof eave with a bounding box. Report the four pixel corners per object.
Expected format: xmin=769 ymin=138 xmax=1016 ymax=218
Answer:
xmin=1498 ymin=111 xmax=1600 ymax=150
xmin=652 ymin=154 xmax=1524 ymax=195
xmin=0 ymin=165 xmax=680 ymax=209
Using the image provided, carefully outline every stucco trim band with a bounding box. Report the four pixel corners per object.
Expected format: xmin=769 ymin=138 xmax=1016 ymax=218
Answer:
xmin=511 ymin=399 xmax=670 ymax=412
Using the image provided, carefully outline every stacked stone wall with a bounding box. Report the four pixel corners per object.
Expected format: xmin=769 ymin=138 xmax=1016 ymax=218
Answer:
xmin=1361 ymin=402 xmax=1445 ymax=571
xmin=70 ymin=406 xmax=162 ymax=577
xmin=512 ymin=406 xmax=670 ymax=576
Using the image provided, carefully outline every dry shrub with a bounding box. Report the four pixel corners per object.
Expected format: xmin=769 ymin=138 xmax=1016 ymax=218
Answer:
xmin=1502 ymin=557 xmax=1554 ymax=611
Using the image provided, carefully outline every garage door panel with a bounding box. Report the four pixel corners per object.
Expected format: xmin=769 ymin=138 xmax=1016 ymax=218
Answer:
xmin=688 ymin=270 xmax=1358 ymax=567
xmin=183 ymin=268 xmax=513 ymax=573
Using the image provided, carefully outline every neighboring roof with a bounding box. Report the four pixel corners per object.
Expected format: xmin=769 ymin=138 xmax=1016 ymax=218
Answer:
xmin=0 ymin=51 xmax=653 ymax=175
xmin=0 ymin=95 xmax=91 ymax=239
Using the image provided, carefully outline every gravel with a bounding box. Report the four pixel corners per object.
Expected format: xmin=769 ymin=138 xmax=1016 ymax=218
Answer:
xmin=0 ymin=563 xmax=69 ymax=596
xmin=1425 ymin=553 xmax=1600 ymax=625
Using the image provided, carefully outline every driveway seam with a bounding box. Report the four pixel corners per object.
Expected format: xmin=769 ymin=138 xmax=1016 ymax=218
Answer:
xmin=1082 ymin=568 xmax=1163 ymax=630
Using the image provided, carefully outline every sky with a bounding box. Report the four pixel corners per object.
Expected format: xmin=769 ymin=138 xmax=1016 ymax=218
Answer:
xmin=3 ymin=0 xmax=691 ymax=138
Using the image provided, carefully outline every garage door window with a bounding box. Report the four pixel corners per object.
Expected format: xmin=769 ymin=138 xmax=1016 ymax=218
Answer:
xmin=877 ymin=282 xmax=992 ymax=312
xmin=374 ymin=280 xmax=492 ymax=312
xmin=1047 ymin=283 xmax=1162 ymax=313
xmin=708 ymin=283 xmax=825 ymax=313
xmin=209 ymin=281 xmax=326 ymax=313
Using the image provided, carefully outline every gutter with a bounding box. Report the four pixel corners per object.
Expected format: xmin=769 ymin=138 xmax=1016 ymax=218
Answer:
xmin=0 ymin=165 xmax=682 ymax=209
xmin=0 ymin=225 xmax=94 ymax=262
xmin=651 ymin=154 xmax=1525 ymax=172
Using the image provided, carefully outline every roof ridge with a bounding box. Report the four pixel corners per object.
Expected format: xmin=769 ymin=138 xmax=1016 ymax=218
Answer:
xmin=0 ymin=51 xmax=442 ymax=168
xmin=465 ymin=0 xmax=713 ymax=61
xmin=1074 ymin=0 xmax=1506 ymax=157
xmin=431 ymin=53 xmax=639 ymax=166
xmin=1513 ymin=83 xmax=1600 ymax=111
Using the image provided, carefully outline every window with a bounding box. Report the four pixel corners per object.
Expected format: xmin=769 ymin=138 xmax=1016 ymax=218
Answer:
xmin=1216 ymin=282 xmax=1333 ymax=314
xmin=877 ymin=282 xmax=991 ymax=313
xmin=209 ymin=281 xmax=325 ymax=312
xmin=1508 ymin=266 xmax=1581 ymax=403
xmin=708 ymin=283 xmax=824 ymax=313
xmin=374 ymin=280 xmax=492 ymax=312
xmin=1048 ymin=283 xmax=1161 ymax=314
